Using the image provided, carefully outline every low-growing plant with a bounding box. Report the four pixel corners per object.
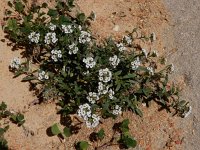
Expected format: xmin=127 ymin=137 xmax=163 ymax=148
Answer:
xmin=76 ymin=141 xmax=89 ymax=150
xmin=3 ymin=0 xmax=190 ymax=149
xmin=0 ymin=125 xmax=9 ymax=150
xmin=10 ymin=113 xmax=25 ymax=126
xmin=0 ymin=101 xmax=25 ymax=149
xmin=50 ymin=123 xmax=72 ymax=138
xmin=118 ymin=119 xmax=137 ymax=149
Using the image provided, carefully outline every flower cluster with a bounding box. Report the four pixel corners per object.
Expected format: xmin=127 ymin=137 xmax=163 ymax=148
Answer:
xmin=153 ymin=50 xmax=159 ymax=57
xmin=51 ymin=49 xmax=62 ymax=62
xmin=131 ymin=57 xmax=141 ymax=70
xmin=83 ymin=57 xmax=96 ymax=68
xmin=49 ymin=23 xmax=56 ymax=31
xmin=142 ymin=48 xmax=148 ymax=58
xmin=10 ymin=57 xmax=21 ymax=69
xmin=98 ymin=82 xmax=109 ymax=95
xmin=77 ymin=103 xmax=100 ymax=128
xmin=99 ymin=68 xmax=112 ymax=83
xmin=44 ymin=32 xmax=58 ymax=44
xmin=61 ymin=24 xmax=73 ymax=34
xmin=169 ymin=64 xmax=175 ymax=73
xmin=184 ymin=106 xmax=192 ymax=118
xmin=68 ymin=43 xmax=79 ymax=55
xmin=87 ymin=92 xmax=99 ymax=104
xmin=28 ymin=32 xmax=40 ymax=43
xmin=79 ymin=31 xmax=91 ymax=44
xmin=116 ymin=43 xmax=126 ymax=52
xmin=112 ymin=105 xmax=122 ymax=115
xmin=38 ymin=71 xmax=49 ymax=81
xmin=108 ymin=89 xmax=114 ymax=99
xmin=86 ymin=114 xmax=101 ymax=128
xmin=147 ymin=67 xmax=154 ymax=75
xmin=124 ymin=35 xmax=132 ymax=45
xmin=109 ymin=55 xmax=120 ymax=68
xmin=77 ymin=103 xmax=91 ymax=120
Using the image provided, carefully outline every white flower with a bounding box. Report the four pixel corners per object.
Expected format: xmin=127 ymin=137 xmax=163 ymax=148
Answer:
xmin=147 ymin=67 xmax=154 ymax=75
xmin=108 ymin=89 xmax=114 ymax=99
xmin=142 ymin=48 xmax=148 ymax=58
xmin=124 ymin=35 xmax=132 ymax=45
xmin=86 ymin=114 xmax=100 ymax=128
xmin=78 ymin=25 xmax=82 ymax=31
xmin=77 ymin=103 xmax=100 ymax=128
xmin=109 ymin=55 xmax=120 ymax=68
xmin=83 ymin=57 xmax=96 ymax=68
xmin=98 ymin=82 xmax=109 ymax=95
xmin=131 ymin=57 xmax=141 ymax=70
xmin=99 ymin=68 xmax=112 ymax=83
xmin=38 ymin=71 xmax=49 ymax=81
xmin=151 ymin=32 xmax=156 ymax=41
xmin=10 ymin=57 xmax=21 ymax=69
xmin=49 ymin=23 xmax=56 ymax=31
xmin=83 ymin=70 xmax=90 ymax=75
xmin=184 ymin=106 xmax=192 ymax=118
xmin=44 ymin=32 xmax=58 ymax=44
xmin=153 ymin=50 xmax=159 ymax=57
xmin=61 ymin=24 xmax=73 ymax=34
xmin=77 ymin=103 xmax=92 ymax=120
xmin=68 ymin=43 xmax=79 ymax=55
xmin=51 ymin=49 xmax=62 ymax=62
xmin=112 ymin=105 xmax=122 ymax=115
xmin=87 ymin=92 xmax=99 ymax=104
xmin=79 ymin=31 xmax=91 ymax=44
xmin=28 ymin=32 xmax=40 ymax=43
xmin=116 ymin=43 xmax=126 ymax=52
xmin=169 ymin=64 xmax=175 ymax=73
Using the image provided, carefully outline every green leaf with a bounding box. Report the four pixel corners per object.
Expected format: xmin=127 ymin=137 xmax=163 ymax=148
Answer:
xmin=88 ymin=11 xmax=96 ymax=21
xmin=17 ymin=114 xmax=24 ymax=121
xmin=78 ymin=141 xmax=89 ymax=150
xmin=0 ymin=128 xmax=5 ymax=136
xmin=122 ymin=73 xmax=136 ymax=79
xmin=122 ymin=136 xmax=137 ymax=148
xmin=13 ymin=70 xmax=24 ymax=78
xmin=10 ymin=115 xmax=17 ymax=122
xmin=21 ymin=76 xmax=37 ymax=82
xmin=67 ymin=0 xmax=75 ymax=8
xmin=120 ymin=119 xmax=129 ymax=133
xmin=8 ymin=1 xmax=13 ymax=8
xmin=114 ymin=70 xmax=122 ymax=76
xmin=47 ymin=9 xmax=58 ymax=17
xmin=135 ymin=108 xmax=143 ymax=117
xmin=143 ymin=87 xmax=152 ymax=97
xmin=77 ymin=13 xmax=86 ymax=23
xmin=0 ymin=102 xmax=7 ymax=111
xmin=63 ymin=127 xmax=71 ymax=137
xmin=178 ymin=100 xmax=187 ymax=107
xmin=51 ymin=123 xmax=62 ymax=135
xmin=42 ymin=3 xmax=48 ymax=8
xmin=59 ymin=15 xmax=70 ymax=24
xmin=97 ymin=128 xmax=105 ymax=140
xmin=15 ymin=1 xmax=24 ymax=13
xmin=7 ymin=18 xmax=18 ymax=31
xmin=116 ymin=83 xmax=121 ymax=91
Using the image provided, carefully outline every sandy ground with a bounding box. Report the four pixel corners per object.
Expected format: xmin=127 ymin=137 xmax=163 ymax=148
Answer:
xmin=0 ymin=0 xmax=197 ymax=149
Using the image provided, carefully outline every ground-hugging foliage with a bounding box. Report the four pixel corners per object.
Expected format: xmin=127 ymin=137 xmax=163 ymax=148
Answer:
xmin=0 ymin=102 xmax=25 ymax=150
xmin=3 ymin=0 xmax=190 ymax=149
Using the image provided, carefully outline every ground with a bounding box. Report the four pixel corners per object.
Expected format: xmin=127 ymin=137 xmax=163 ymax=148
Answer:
xmin=0 ymin=0 xmax=198 ymax=149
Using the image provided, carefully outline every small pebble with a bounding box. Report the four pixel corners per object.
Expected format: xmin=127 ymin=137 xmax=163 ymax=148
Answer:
xmin=113 ymin=25 xmax=120 ymax=32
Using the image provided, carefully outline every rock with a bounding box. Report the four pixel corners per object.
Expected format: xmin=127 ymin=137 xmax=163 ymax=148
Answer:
xmin=113 ymin=25 xmax=120 ymax=32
